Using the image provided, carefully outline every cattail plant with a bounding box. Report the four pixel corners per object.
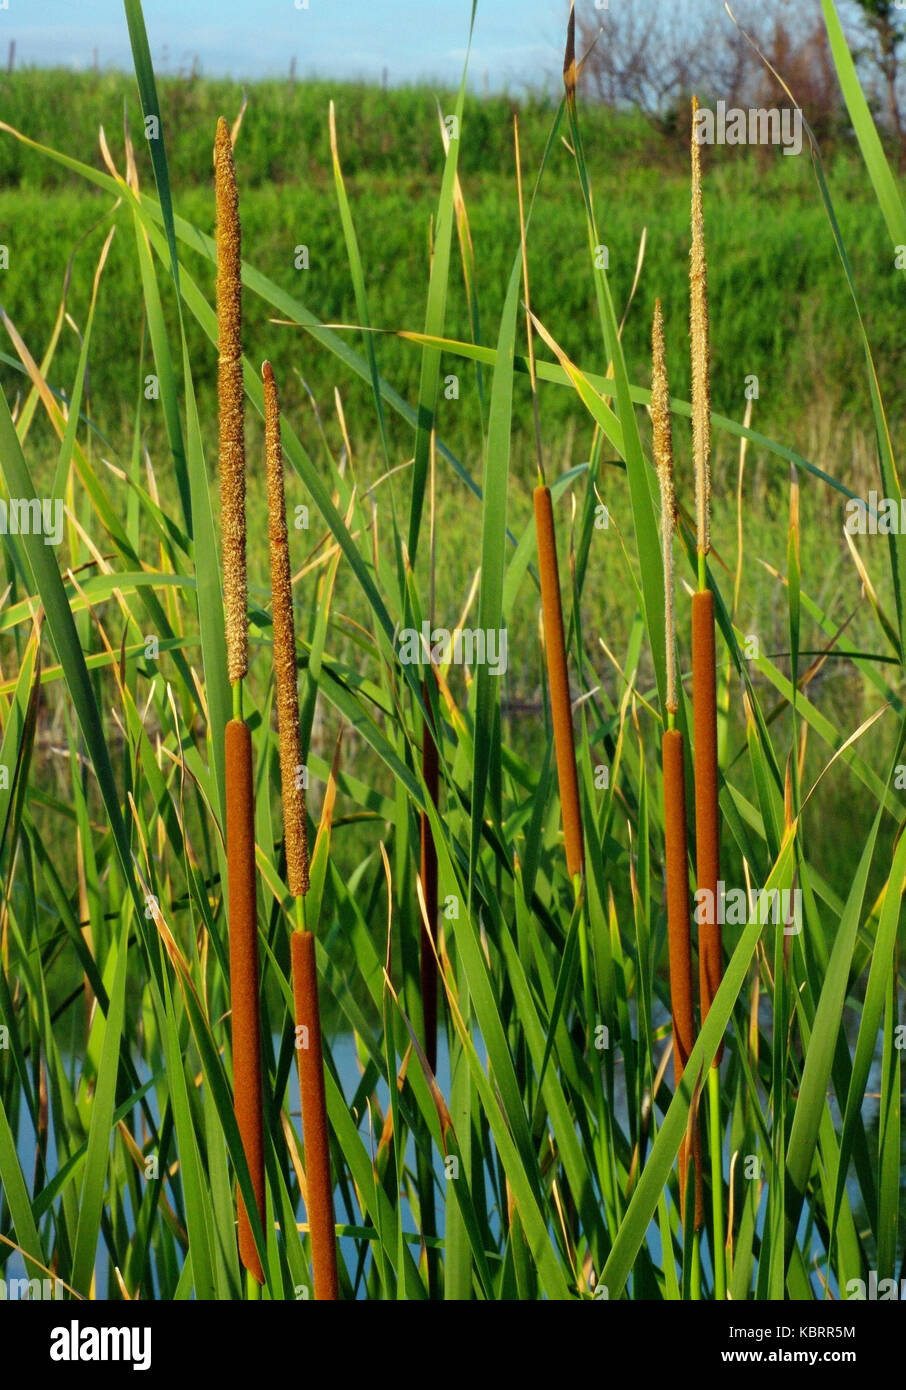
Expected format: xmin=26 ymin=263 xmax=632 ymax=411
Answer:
xmin=516 ymin=104 xmax=583 ymax=886
xmin=689 ymin=94 xmax=722 ymax=1043
xmin=216 ymin=115 xmax=266 ymax=1288
xmin=653 ymin=299 xmax=703 ymax=1241
xmin=533 ymin=487 xmax=584 ymax=882
xmin=519 ymin=85 xmax=593 ymax=1042
xmin=690 ymin=95 xmax=726 ymax=1299
xmin=264 ymin=359 xmax=339 ymax=1301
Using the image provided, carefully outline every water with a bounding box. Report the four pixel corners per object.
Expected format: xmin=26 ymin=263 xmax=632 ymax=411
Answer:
xmin=7 ymin=1029 xmax=461 ymax=1300
xmin=7 ymin=1002 xmax=885 ymax=1299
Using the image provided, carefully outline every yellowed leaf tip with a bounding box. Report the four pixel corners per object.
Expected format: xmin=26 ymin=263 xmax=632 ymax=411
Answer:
xmin=563 ymin=5 xmax=577 ymax=106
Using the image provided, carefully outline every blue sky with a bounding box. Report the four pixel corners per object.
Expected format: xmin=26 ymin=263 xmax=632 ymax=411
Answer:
xmin=1 ymin=1 xmax=569 ymax=89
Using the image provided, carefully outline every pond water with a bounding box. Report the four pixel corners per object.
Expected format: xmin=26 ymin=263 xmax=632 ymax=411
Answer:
xmin=6 ymin=999 xmax=887 ymax=1300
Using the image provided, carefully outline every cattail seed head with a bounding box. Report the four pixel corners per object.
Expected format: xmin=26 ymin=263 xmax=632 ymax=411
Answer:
xmin=652 ymin=299 xmax=678 ymax=716
xmin=690 ymin=95 xmax=711 ymax=559
xmin=264 ymin=361 xmax=309 ymax=898
xmin=216 ymin=115 xmax=248 ymax=683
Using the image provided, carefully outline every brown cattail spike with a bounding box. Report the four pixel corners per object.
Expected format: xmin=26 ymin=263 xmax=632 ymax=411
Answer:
xmin=662 ymin=727 xmax=703 ymax=1227
xmin=291 ymin=930 xmax=339 ymax=1300
xmin=690 ymin=95 xmax=722 ymax=1068
xmin=663 ymin=732 xmax=695 ymax=1069
xmin=655 ymin=301 xmax=704 ymax=1229
xmin=216 ymin=115 xmax=248 ymax=683
xmin=225 ymin=717 xmax=266 ymax=1281
xmin=534 ymin=485 xmax=584 ymax=879
xmin=690 ymin=95 xmax=711 ymax=559
xmin=264 ymin=361 xmax=309 ymax=897
xmin=692 ymin=588 xmax=723 ymax=1064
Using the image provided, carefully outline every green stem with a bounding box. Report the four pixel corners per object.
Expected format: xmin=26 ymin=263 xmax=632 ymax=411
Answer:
xmin=577 ymin=874 xmax=618 ymax=1240
xmin=246 ymin=1269 xmax=261 ymax=1300
xmin=574 ymin=873 xmax=595 ymax=1054
xmin=708 ymin=1065 xmax=726 ymax=1300
xmin=596 ymin=1096 xmax=619 ymax=1239
xmin=697 ymin=548 xmax=707 ymax=594
xmin=232 ymin=677 xmax=243 ymax=721
xmin=690 ymin=1228 xmax=701 ymax=1301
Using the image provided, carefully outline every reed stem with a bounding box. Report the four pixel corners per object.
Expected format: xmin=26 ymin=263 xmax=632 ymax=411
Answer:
xmin=708 ymin=1064 xmax=726 ymax=1299
xmin=419 ymin=674 xmax=440 ymax=1074
xmin=575 ymin=874 xmax=596 ymax=1053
